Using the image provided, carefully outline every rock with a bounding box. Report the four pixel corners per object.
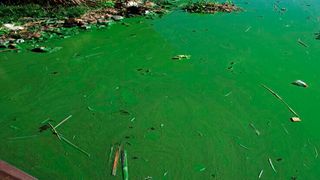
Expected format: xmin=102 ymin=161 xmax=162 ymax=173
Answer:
xmin=64 ymin=18 xmax=85 ymax=27
xmin=32 ymin=33 xmax=42 ymax=39
xmin=97 ymin=19 xmax=110 ymax=25
xmin=80 ymin=25 xmax=91 ymax=30
xmin=8 ymin=43 xmax=17 ymax=49
xmin=8 ymin=38 xmax=16 ymax=43
xmin=16 ymin=39 xmax=25 ymax=44
xmin=31 ymin=46 xmax=49 ymax=53
xmin=111 ymin=15 xmax=124 ymax=21
xmin=3 ymin=24 xmax=24 ymax=31
xmin=145 ymin=1 xmax=156 ymax=8
xmin=126 ymin=1 xmax=140 ymax=7
xmin=0 ymin=44 xmax=7 ymax=48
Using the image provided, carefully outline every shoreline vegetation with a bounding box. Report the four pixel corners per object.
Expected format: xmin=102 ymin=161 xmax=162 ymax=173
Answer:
xmin=0 ymin=0 xmax=241 ymax=52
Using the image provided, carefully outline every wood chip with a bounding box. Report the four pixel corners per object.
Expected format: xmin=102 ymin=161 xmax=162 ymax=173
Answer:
xmin=290 ymin=117 xmax=301 ymax=122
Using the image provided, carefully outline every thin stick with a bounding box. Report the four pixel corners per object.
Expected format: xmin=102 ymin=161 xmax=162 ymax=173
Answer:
xmin=8 ymin=135 xmax=38 ymax=140
xmin=41 ymin=118 xmax=50 ymax=124
xmin=112 ymin=145 xmax=121 ymax=176
xmin=245 ymin=26 xmax=251 ymax=32
xmin=315 ymin=146 xmax=318 ymax=158
xmin=48 ymin=122 xmax=61 ymax=140
xmin=258 ymin=169 xmax=264 ymax=179
xmin=108 ymin=145 xmax=114 ymax=165
xmin=281 ymin=124 xmax=289 ymax=134
xmin=239 ymin=143 xmax=249 ymax=150
xmin=249 ymin=123 xmax=260 ymax=136
xmin=298 ymin=38 xmax=309 ymax=48
xmin=268 ymin=158 xmax=277 ymax=173
xmin=54 ymin=115 xmax=72 ymax=129
xmin=121 ymin=149 xmax=129 ymax=180
xmin=261 ymin=84 xmax=299 ymax=117
xmin=59 ymin=134 xmax=90 ymax=157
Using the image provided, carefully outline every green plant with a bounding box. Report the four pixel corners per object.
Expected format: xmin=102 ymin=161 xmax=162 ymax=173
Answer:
xmin=98 ymin=1 xmax=115 ymax=8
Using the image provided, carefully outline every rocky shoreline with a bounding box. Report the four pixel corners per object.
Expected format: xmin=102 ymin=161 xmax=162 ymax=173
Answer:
xmin=0 ymin=1 xmax=240 ymax=52
xmin=0 ymin=0 xmax=169 ymax=52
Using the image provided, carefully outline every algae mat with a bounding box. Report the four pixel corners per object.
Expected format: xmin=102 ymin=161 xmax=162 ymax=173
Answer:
xmin=1 ymin=0 xmax=320 ymax=179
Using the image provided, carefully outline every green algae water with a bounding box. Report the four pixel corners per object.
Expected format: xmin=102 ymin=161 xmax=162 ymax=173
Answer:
xmin=1 ymin=0 xmax=320 ymax=179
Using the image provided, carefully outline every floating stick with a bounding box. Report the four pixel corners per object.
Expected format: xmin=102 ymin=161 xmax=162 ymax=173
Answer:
xmin=298 ymin=38 xmax=309 ymax=48
xmin=54 ymin=115 xmax=72 ymax=129
xmin=315 ymin=147 xmax=318 ymax=158
xmin=8 ymin=135 xmax=38 ymax=140
xmin=249 ymin=123 xmax=261 ymax=136
xmin=59 ymin=134 xmax=90 ymax=157
xmin=112 ymin=145 xmax=121 ymax=176
xmin=239 ymin=143 xmax=249 ymax=150
xmin=281 ymin=124 xmax=289 ymax=134
xmin=261 ymin=84 xmax=299 ymax=117
xmin=48 ymin=122 xmax=61 ymax=140
xmin=108 ymin=145 xmax=114 ymax=165
xmin=122 ymin=149 xmax=129 ymax=180
xmin=258 ymin=169 xmax=264 ymax=179
xmin=268 ymin=158 xmax=277 ymax=173
xmin=41 ymin=118 xmax=50 ymax=124
xmin=245 ymin=26 xmax=251 ymax=32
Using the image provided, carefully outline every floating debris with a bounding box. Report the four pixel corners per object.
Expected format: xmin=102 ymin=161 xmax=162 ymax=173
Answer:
xmin=8 ymin=135 xmax=38 ymax=140
xmin=120 ymin=110 xmax=130 ymax=115
xmin=163 ymin=171 xmax=168 ymax=176
xmin=261 ymin=84 xmax=299 ymax=117
xmin=199 ymin=167 xmax=206 ymax=172
xmin=224 ymin=91 xmax=232 ymax=97
xmin=54 ymin=115 xmax=72 ymax=129
xmin=245 ymin=26 xmax=251 ymax=32
xmin=41 ymin=118 xmax=51 ymax=124
xmin=249 ymin=123 xmax=260 ymax=136
xmin=258 ymin=169 xmax=264 ymax=179
xmin=292 ymin=80 xmax=308 ymax=88
xmin=197 ymin=131 xmax=204 ymax=137
xmin=108 ymin=145 xmax=114 ymax=165
xmin=281 ymin=124 xmax=289 ymax=134
xmin=9 ymin=125 xmax=19 ymax=130
xmin=172 ymin=54 xmax=191 ymax=60
xmin=239 ymin=143 xmax=249 ymax=150
xmin=121 ymin=149 xmax=129 ymax=180
xmin=184 ymin=1 xmax=241 ymax=14
xmin=315 ymin=146 xmax=318 ymax=158
xmin=130 ymin=117 xmax=136 ymax=122
xmin=48 ymin=122 xmax=61 ymax=140
xmin=268 ymin=158 xmax=277 ymax=173
xmin=290 ymin=117 xmax=301 ymax=122
xmin=87 ymin=106 xmax=94 ymax=111
xmin=297 ymin=38 xmax=309 ymax=48
xmin=59 ymin=134 xmax=90 ymax=157
xmin=112 ymin=145 xmax=121 ymax=176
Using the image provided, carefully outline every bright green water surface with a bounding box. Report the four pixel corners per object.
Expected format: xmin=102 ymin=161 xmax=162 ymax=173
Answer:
xmin=1 ymin=0 xmax=320 ymax=179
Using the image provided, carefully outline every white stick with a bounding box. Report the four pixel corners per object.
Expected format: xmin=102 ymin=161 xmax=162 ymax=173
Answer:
xmin=258 ymin=169 xmax=264 ymax=179
xmin=54 ymin=115 xmax=72 ymax=129
xmin=268 ymin=158 xmax=277 ymax=173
